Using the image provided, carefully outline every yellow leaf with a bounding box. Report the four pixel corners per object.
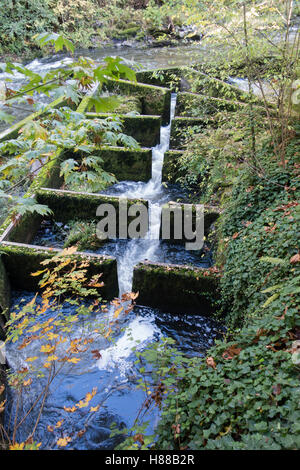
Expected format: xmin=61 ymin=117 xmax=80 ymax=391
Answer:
xmin=47 ymin=333 xmax=59 ymax=340
xmin=60 ymin=246 xmax=78 ymax=256
xmin=23 ymin=379 xmax=32 ymax=387
xmin=40 ymin=344 xmax=55 ymax=354
xmin=67 ymin=357 xmax=80 ymax=364
xmin=90 ymin=405 xmax=100 ymax=412
xmin=31 ymin=269 xmax=46 ymax=277
xmin=56 ymin=437 xmax=72 ymax=447
xmin=25 ymin=356 xmax=38 ymax=362
xmin=64 ymin=406 xmax=77 ymax=413
xmin=113 ymin=306 xmax=123 ymax=319
xmin=47 ymin=355 xmax=59 ymax=362
xmin=9 ymin=442 xmax=25 ymax=450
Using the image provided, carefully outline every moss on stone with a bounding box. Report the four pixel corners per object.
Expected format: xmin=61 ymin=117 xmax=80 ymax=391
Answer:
xmin=176 ymin=91 xmax=239 ymax=117
xmin=112 ymin=26 xmax=140 ymax=39
xmin=103 ymin=79 xmax=171 ymax=125
xmin=135 ymin=67 xmax=185 ymax=91
xmin=0 ymin=242 xmax=118 ymax=300
xmin=160 ymin=202 xmax=220 ymax=242
xmin=113 ymin=95 xmax=142 ymax=114
xmin=0 ymin=255 xmax=10 ymax=329
xmin=85 ymin=113 xmax=161 ymax=147
xmin=132 ymin=261 xmax=220 ymax=315
xmin=35 ymin=188 xmax=149 ymax=226
xmin=65 ymin=146 xmax=152 ymax=182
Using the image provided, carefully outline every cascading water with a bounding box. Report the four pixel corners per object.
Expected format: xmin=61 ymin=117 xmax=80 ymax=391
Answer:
xmin=102 ymin=94 xmax=177 ymax=295
xmin=4 ymin=93 xmax=222 ymax=450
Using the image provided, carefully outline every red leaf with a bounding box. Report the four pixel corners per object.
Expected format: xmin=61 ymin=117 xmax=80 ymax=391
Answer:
xmin=91 ymin=349 xmax=102 ymax=360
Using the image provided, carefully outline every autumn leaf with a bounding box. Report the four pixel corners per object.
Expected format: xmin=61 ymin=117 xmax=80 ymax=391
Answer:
xmin=133 ymin=433 xmax=144 ymax=445
xmin=290 ymin=252 xmax=300 ymax=264
xmin=206 ymin=356 xmax=216 ymax=369
xmin=67 ymin=357 xmax=81 ymax=364
xmin=0 ymin=400 xmax=6 ymax=413
xmin=9 ymin=442 xmax=25 ymax=450
xmin=60 ymin=246 xmax=78 ymax=256
xmin=40 ymin=344 xmax=56 ymax=355
xmin=56 ymin=436 xmax=72 ymax=447
xmin=31 ymin=269 xmax=47 ymax=277
xmin=222 ymin=345 xmax=242 ymax=360
xmin=90 ymin=405 xmax=100 ymax=412
xmin=23 ymin=378 xmax=32 ymax=387
xmin=113 ymin=306 xmax=123 ymax=319
xmin=25 ymin=356 xmax=38 ymax=363
xmin=64 ymin=406 xmax=77 ymax=413
xmin=91 ymin=349 xmax=102 ymax=360
xmin=77 ymin=429 xmax=86 ymax=438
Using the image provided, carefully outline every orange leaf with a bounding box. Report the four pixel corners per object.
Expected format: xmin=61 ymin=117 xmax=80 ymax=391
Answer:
xmin=56 ymin=437 xmax=72 ymax=447
xmin=206 ymin=356 xmax=216 ymax=369
xmin=290 ymin=252 xmax=300 ymax=264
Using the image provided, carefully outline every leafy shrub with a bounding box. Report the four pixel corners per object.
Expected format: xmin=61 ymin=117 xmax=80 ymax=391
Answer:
xmin=129 ymin=305 xmax=300 ymax=450
xmin=64 ymin=220 xmax=106 ymax=251
xmin=0 ymin=0 xmax=56 ymax=54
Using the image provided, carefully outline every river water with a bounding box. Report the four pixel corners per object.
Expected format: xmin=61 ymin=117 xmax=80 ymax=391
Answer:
xmin=0 ymin=43 xmax=208 ymax=133
xmin=4 ymin=81 xmax=222 ymax=449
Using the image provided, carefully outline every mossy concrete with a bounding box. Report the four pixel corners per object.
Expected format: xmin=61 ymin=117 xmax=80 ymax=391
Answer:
xmin=135 ymin=66 xmax=262 ymax=105
xmin=176 ymin=91 xmax=239 ymax=117
xmin=132 ymin=261 xmax=220 ymax=315
xmin=136 ymin=67 xmax=187 ymax=91
xmin=103 ymin=79 xmax=171 ymax=125
xmin=97 ymin=147 xmax=152 ymax=181
xmin=85 ymin=113 xmax=161 ymax=147
xmin=0 ymin=242 xmax=119 ymax=300
xmin=35 ymin=188 xmax=149 ymax=229
xmin=160 ymin=202 xmax=220 ymax=242
xmin=0 ymin=256 xmax=10 ymax=340
xmin=107 ymin=95 xmax=142 ymax=114
xmin=66 ymin=146 xmax=152 ymax=181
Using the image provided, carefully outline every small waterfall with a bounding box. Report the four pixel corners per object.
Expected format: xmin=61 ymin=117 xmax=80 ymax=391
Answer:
xmin=108 ymin=94 xmax=177 ymax=295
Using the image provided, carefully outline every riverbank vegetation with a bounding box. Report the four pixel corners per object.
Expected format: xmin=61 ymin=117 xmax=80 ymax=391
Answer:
xmin=1 ymin=0 xmax=299 ymax=60
xmin=113 ymin=1 xmax=300 ymax=451
xmin=0 ymin=0 xmax=299 ymax=452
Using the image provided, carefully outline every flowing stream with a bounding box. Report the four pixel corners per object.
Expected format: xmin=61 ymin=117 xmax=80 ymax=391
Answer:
xmin=0 ymin=46 xmax=227 ymax=448
xmin=4 ymin=92 xmax=222 ymax=449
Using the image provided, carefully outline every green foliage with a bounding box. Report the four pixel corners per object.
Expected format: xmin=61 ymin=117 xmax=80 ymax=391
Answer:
xmin=0 ymin=34 xmax=138 ymax=218
xmin=64 ymin=220 xmax=106 ymax=251
xmin=121 ymin=279 xmax=300 ymax=450
xmin=221 ymin=196 xmax=299 ymax=325
xmin=0 ymin=0 xmax=57 ymax=55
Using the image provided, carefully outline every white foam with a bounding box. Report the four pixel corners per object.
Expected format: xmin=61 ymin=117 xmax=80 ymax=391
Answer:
xmin=96 ymin=316 xmax=158 ymax=375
